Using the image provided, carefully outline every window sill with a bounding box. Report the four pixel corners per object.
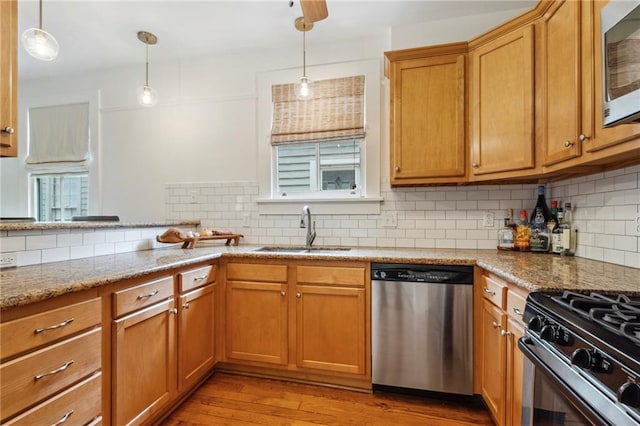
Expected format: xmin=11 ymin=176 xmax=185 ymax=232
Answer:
xmin=257 ymin=197 xmax=383 ymax=215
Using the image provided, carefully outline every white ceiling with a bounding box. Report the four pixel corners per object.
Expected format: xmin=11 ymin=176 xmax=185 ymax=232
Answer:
xmin=18 ymin=0 xmax=536 ymax=81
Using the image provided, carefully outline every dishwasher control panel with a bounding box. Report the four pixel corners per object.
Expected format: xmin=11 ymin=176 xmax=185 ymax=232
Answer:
xmin=371 ymin=263 xmax=473 ymax=284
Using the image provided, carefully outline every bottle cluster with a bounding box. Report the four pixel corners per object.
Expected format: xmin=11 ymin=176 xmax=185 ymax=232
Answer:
xmin=497 ymin=185 xmax=577 ymax=255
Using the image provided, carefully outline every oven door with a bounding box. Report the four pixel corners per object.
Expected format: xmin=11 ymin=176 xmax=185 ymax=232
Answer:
xmin=518 ymin=334 xmax=634 ymax=426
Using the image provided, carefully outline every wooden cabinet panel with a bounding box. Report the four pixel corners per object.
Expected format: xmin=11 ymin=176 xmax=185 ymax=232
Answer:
xmin=295 ymin=285 xmax=365 ymax=375
xmin=506 ymin=287 xmax=527 ymax=324
xmin=3 ymin=372 xmax=101 ymax=426
xmin=225 ymin=281 xmax=288 ymax=365
xmin=0 ymin=0 xmax=17 ymax=157
xmin=226 ymin=263 xmax=287 ymax=283
xmin=542 ymin=0 xmax=584 ymax=166
xmin=471 ymin=26 xmax=536 ymax=177
xmin=296 ymin=265 xmax=365 ymax=287
xmin=506 ymin=318 xmax=525 ymax=426
xmin=112 ymin=299 xmax=176 ymax=426
xmin=388 ymin=51 xmax=467 ymax=184
xmin=480 ymin=273 xmax=507 ymax=309
xmin=179 ymin=264 xmax=216 ymax=293
xmin=1 ymin=297 xmax=101 ymax=360
xmin=0 ymin=328 xmax=101 ymax=421
xmin=178 ymin=284 xmax=215 ymax=392
xmin=480 ymin=299 xmax=507 ymax=426
xmin=112 ymin=276 xmax=174 ymax=317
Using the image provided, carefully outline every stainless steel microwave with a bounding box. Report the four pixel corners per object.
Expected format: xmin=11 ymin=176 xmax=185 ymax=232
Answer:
xmin=601 ymin=1 xmax=640 ymax=127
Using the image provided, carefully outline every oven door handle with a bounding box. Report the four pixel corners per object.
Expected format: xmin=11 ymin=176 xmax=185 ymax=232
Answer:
xmin=518 ymin=336 xmax=612 ymax=426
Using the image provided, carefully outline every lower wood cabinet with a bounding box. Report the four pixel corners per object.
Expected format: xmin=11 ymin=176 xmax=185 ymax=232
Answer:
xmin=476 ymin=270 xmax=529 ymax=426
xmin=224 ymin=260 xmax=370 ymax=385
xmin=112 ymin=298 xmax=177 ymax=426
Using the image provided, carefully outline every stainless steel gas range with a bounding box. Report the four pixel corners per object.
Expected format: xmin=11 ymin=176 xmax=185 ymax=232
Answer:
xmin=519 ymin=291 xmax=640 ymax=426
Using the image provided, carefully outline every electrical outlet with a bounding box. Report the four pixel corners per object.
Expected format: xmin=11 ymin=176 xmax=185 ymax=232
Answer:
xmin=242 ymin=212 xmax=251 ymax=227
xmin=482 ymin=212 xmax=495 ymax=228
xmin=634 ymin=213 xmax=640 ymax=237
xmin=0 ymin=254 xmax=17 ymax=268
xmin=382 ymin=211 xmax=398 ymax=228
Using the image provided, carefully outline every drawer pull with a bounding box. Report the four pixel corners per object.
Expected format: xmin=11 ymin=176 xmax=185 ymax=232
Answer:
xmin=483 ymin=287 xmax=496 ymax=296
xmin=193 ymin=275 xmax=207 ymax=282
xmin=52 ymin=410 xmax=74 ymax=426
xmin=34 ymin=360 xmax=74 ymax=381
xmin=34 ymin=318 xmax=74 ymax=334
xmin=136 ymin=289 xmax=160 ymax=300
xmin=492 ymin=321 xmax=501 ymax=329
xmin=513 ymin=306 xmax=523 ymax=317
xmin=501 ymin=330 xmax=512 ymax=337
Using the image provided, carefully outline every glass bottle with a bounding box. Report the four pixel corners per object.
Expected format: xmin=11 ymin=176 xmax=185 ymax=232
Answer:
xmin=530 ymin=185 xmax=553 ymax=224
xmin=552 ymin=209 xmax=566 ymax=255
xmin=562 ymin=202 xmax=577 ymax=256
xmin=497 ymin=209 xmax=516 ymax=251
xmin=515 ymin=209 xmax=531 ymax=252
xmin=530 ymin=207 xmax=550 ymax=252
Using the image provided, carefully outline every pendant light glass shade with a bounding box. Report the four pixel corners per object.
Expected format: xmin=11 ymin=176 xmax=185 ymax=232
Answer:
xmin=137 ymin=31 xmax=158 ymax=107
xmin=22 ymin=0 xmax=59 ymax=61
xmin=294 ymin=17 xmax=313 ymax=100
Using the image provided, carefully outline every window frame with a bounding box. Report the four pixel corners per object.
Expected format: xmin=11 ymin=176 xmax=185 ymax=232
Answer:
xmin=31 ymin=173 xmax=89 ymax=222
xmin=256 ymin=59 xmax=382 ymax=215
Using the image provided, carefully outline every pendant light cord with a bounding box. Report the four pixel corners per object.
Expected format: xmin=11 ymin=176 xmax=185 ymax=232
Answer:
xmin=145 ymin=42 xmax=149 ymax=86
xmin=38 ymin=0 xmax=43 ymax=30
xmin=302 ymin=23 xmax=307 ymax=78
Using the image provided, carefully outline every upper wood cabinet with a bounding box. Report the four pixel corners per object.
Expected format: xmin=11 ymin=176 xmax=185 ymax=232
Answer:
xmin=385 ymin=44 xmax=468 ymax=185
xmin=0 ymin=0 xmax=17 ymax=157
xmin=470 ymin=25 xmax=536 ymax=179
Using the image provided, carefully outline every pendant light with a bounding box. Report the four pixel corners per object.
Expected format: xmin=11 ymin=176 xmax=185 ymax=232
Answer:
xmin=294 ymin=17 xmax=313 ymax=100
xmin=136 ymin=31 xmax=158 ymax=107
xmin=21 ymin=0 xmax=59 ymax=61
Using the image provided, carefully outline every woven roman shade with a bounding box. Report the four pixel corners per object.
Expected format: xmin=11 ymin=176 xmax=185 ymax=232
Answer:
xmin=271 ymin=75 xmax=365 ymax=145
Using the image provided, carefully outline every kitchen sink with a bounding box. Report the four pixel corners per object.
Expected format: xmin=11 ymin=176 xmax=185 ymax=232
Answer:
xmin=255 ymin=246 xmax=351 ymax=253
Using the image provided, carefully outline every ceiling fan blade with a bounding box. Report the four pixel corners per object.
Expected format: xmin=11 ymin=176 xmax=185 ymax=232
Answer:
xmin=300 ymin=0 xmax=328 ymax=23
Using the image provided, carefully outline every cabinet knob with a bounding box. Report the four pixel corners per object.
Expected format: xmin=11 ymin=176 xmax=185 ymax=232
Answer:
xmin=281 ymin=291 xmax=286 ymax=297
xmin=492 ymin=321 xmax=502 ymax=329
xmin=472 ymin=162 xmax=479 ymax=168
xmin=501 ymin=330 xmax=512 ymax=337
xmin=1 ymin=126 xmax=14 ymax=134
xmin=169 ymin=308 xmax=178 ymax=315
xmin=296 ymin=292 xmax=301 ymax=298
xmin=182 ymin=302 xmax=190 ymax=309
xmin=579 ymin=134 xmax=590 ymax=142
xmin=394 ymin=166 xmax=400 ymax=172
xmin=564 ymin=140 xmax=574 ymax=148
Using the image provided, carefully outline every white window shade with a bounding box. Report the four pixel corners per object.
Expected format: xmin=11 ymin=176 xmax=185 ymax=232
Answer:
xmin=26 ymin=103 xmax=90 ymax=171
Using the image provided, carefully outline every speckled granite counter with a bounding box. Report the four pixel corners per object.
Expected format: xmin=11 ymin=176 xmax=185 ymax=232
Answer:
xmin=1 ymin=245 xmax=638 ymax=309
xmin=0 ymin=219 xmax=200 ymax=232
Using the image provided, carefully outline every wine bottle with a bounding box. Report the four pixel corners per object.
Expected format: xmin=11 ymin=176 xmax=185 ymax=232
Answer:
xmin=530 ymin=207 xmax=550 ymax=252
xmin=530 ymin=185 xmax=553 ymax=224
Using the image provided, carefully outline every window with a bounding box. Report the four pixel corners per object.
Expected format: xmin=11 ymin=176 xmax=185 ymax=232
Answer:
xmin=33 ymin=174 xmax=89 ymax=221
xmin=276 ymin=139 xmax=361 ymax=195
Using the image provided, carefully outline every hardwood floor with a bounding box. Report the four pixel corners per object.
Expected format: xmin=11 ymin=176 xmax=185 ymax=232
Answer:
xmin=161 ymin=373 xmax=494 ymax=425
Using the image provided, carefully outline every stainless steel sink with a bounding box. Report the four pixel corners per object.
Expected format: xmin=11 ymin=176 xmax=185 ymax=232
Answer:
xmin=255 ymin=246 xmax=351 ymax=253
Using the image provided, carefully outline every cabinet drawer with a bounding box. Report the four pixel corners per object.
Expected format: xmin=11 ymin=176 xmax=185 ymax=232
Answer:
xmin=226 ymin=263 xmax=287 ymax=283
xmin=506 ymin=288 xmax=528 ymax=325
xmin=113 ymin=276 xmax=174 ymax=317
xmin=3 ymin=372 xmax=101 ymax=426
xmin=179 ymin=264 xmax=216 ymax=293
xmin=0 ymin=328 xmax=101 ymax=421
xmin=1 ymin=298 xmax=101 ymax=360
xmin=480 ymin=274 xmax=507 ymax=309
xmin=296 ymin=265 xmax=365 ymax=287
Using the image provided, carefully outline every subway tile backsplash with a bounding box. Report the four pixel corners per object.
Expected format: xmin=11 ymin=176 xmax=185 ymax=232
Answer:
xmin=165 ymin=165 xmax=639 ymax=269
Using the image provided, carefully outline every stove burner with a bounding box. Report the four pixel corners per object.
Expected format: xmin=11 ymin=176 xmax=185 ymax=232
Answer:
xmin=551 ymin=291 xmax=640 ymax=345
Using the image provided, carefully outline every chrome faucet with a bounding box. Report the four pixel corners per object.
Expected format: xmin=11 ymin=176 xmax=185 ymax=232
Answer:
xmin=300 ymin=205 xmax=316 ymax=248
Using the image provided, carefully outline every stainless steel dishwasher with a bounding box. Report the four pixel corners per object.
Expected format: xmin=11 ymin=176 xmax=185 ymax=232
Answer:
xmin=371 ymin=263 xmax=474 ymax=396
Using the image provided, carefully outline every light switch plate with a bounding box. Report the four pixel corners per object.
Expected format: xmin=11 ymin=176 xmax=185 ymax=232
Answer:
xmin=382 ymin=211 xmax=398 ymax=228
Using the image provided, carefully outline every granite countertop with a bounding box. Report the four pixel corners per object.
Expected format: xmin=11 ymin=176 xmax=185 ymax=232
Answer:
xmin=1 ymin=245 xmax=638 ymax=310
xmin=0 ymin=219 xmax=200 ymax=232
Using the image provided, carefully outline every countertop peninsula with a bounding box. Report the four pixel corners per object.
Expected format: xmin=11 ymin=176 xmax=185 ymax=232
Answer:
xmin=0 ymin=219 xmax=200 ymax=232
xmin=1 ymin=245 xmax=638 ymax=310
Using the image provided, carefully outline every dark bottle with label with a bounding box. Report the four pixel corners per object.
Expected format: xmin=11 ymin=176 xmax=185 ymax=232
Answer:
xmin=530 ymin=207 xmax=551 ymax=252
xmin=530 ymin=185 xmax=553 ymax=224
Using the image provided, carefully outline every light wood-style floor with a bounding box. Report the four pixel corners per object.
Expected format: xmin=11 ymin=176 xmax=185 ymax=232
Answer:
xmin=161 ymin=373 xmax=494 ymax=425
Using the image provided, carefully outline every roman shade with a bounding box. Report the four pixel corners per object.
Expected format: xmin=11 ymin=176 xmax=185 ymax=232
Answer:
xmin=25 ymin=102 xmax=90 ymax=172
xmin=271 ymin=75 xmax=365 ymax=145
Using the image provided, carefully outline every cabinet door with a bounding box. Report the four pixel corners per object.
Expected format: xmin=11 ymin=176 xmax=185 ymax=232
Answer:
xmin=506 ymin=318 xmax=525 ymax=426
xmin=471 ymin=25 xmax=535 ymax=177
xmin=390 ymin=54 xmax=466 ymax=184
xmin=480 ymin=300 xmax=507 ymax=425
xmin=112 ymin=299 xmax=176 ymax=426
xmin=295 ymin=285 xmax=366 ymax=375
xmin=225 ymin=281 xmax=288 ymax=366
xmin=542 ymin=0 xmax=585 ymax=166
xmin=178 ymin=284 xmax=215 ymax=392
xmin=0 ymin=0 xmax=17 ymax=157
